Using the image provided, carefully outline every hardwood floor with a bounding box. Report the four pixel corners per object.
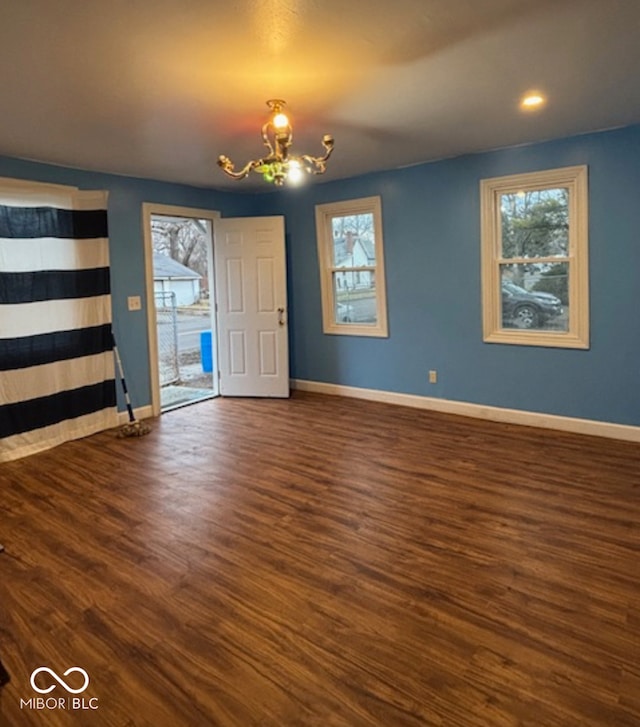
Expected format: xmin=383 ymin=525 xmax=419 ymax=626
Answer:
xmin=0 ymin=390 xmax=639 ymax=726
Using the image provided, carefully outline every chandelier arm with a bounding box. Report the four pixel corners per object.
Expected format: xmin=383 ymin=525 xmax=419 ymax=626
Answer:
xmin=261 ymin=121 xmax=276 ymax=157
xmin=300 ymin=135 xmax=335 ymax=174
xmin=217 ymin=155 xmax=267 ymax=180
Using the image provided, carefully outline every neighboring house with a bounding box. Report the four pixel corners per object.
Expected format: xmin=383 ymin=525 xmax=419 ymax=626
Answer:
xmin=334 ymin=231 xmax=375 ymax=291
xmin=153 ymin=253 xmax=201 ymax=307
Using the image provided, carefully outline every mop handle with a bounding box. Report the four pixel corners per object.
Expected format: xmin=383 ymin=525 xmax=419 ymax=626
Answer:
xmin=112 ymin=334 xmax=136 ymax=423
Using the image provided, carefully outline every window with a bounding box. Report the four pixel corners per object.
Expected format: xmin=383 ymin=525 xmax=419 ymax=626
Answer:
xmin=480 ymin=165 xmax=589 ymax=348
xmin=315 ymin=196 xmax=388 ymax=337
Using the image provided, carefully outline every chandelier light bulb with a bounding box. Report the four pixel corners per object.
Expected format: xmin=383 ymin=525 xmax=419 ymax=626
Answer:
xmin=287 ymin=159 xmax=304 ymax=184
xmin=273 ymin=112 xmax=289 ymax=129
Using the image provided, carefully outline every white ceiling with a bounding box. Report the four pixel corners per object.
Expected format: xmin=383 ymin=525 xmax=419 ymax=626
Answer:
xmin=1 ymin=0 xmax=640 ymax=191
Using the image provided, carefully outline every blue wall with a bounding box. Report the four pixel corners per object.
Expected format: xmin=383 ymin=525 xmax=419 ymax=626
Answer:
xmin=0 ymin=155 xmax=255 ymax=409
xmin=260 ymin=124 xmax=640 ymax=427
xmin=2 ymin=123 xmax=640 ymax=426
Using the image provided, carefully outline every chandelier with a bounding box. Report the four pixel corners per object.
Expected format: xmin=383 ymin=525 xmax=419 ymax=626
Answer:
xmin=217 ymin=100 xmax=334 ymax=186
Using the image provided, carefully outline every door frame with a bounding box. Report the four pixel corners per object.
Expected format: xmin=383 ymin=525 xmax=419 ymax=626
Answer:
xmin=142 ymin=203 xmax=221 ymax=416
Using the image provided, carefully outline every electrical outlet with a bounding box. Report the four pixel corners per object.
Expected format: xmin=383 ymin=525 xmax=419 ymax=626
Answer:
xmin=127 ymin=295 xmax=142 ymax=311
xmin=429 ymin=370 xmax=437 ymax=384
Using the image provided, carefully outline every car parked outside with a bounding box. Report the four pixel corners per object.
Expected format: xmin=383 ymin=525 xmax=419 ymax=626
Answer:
xmin=501 ymin=282 xmax=563 ymax=329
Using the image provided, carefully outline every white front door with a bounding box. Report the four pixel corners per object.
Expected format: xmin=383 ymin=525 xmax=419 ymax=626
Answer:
xmin=214 ymin=216 xmax=289 ymax=397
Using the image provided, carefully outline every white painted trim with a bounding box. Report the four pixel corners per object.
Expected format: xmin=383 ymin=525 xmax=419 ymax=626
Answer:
xmin=292 ymin=379 xmax=640 ymax=443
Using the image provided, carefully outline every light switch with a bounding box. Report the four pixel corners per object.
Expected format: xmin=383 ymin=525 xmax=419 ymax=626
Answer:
xmin=127 ymin=295 xmax=142 ymax=311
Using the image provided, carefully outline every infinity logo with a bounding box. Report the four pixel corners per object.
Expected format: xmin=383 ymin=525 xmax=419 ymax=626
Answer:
xmin=30 ymin=667 xmax=90 ymax=694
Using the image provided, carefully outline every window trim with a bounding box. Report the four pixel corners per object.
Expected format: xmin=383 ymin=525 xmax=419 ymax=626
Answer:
xmin=315 ymin=195 xmax=388 ymax=337
xmin=480 ymin=165 xmax=589 ymax=349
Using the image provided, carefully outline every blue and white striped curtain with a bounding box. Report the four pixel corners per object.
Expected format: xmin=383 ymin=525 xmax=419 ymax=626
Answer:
xmin=0 ymin=182 xmax=117 ymax=462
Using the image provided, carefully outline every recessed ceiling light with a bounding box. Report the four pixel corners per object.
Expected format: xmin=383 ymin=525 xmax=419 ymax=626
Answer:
xmin=520 ymin=92 xmax=547 ymax=111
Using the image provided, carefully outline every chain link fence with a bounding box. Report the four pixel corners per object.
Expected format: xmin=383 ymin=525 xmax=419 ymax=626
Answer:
xmin=155 ymin=291 xmax=179 ymax=386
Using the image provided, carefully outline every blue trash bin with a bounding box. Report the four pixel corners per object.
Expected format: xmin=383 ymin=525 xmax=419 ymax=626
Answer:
xmin=200 ymin=331 xmax=213 ymax=373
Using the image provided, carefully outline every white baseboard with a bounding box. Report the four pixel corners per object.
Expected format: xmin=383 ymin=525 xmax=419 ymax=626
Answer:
xmin=292 ymin=379 xmax=640 ymax=443
xmin=117 ymin=405 xmax=153 ymax=425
